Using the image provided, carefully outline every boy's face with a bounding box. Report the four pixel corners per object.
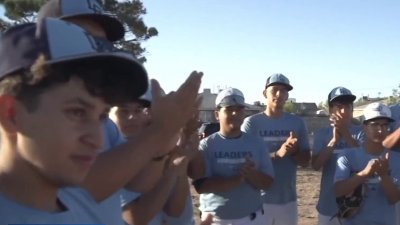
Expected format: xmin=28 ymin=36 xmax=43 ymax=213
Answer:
xmin=12 ymin=77 xmax=110 ymax=186
xmin=263 ymin=84 xmax=289 ymax=110
xmin=215 ymin=105 xmax=245 ymax=131
xmin=111 ymin=102 xmax=151 ymax=138
xmin=363 ymin=118 xmax=391 ymax=144
xmin=329 ymin=102 xmax=353 ymax=123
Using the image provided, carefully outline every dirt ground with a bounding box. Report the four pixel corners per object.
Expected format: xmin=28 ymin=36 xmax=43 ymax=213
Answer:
xmin=191 ymin=167 xmax=322 ymax=225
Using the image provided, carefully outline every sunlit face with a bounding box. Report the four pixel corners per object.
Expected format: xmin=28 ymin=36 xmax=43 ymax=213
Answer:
xmin=329 ymin=102 xmax=353 ymax=123
xmin=216 ymin=105 xmax=245 ymax=132
xmin=263 ymin=84 xmax=289 ymax=110
xmin=110 ymin=102 xmax=151 ymax=138
xmin=12 ymin=77 xmax=110 ymax=186
xmin=363 ymin=118 xmax=391 ymax=144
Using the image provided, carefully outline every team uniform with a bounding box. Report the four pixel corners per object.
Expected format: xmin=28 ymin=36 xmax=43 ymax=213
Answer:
xmin=199 ymin=132 xmax=274 ymax=225
xmin=312 ymin=125 xmax=365 ymax=225
xmin=162 ymin=196 xmax=195 ymax=225
xmin=0 ymin=188 xmax=104 ymax=224
xmin=241 ymin=112 xmax=310 ymax=225
xmin=335 ymin=147 xmax=400 ymax=225
xmin=120 ymin=189 xmax=195 ymax=225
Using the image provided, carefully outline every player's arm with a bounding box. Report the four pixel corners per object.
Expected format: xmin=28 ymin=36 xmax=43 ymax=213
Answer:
xmin=383 ymin=127 xmax=400 ymax=150
xmin=335 ymin=157 xmax=375 ymax=197
xmin=82 ymin=74 xmax=202 ymax=202
xmin=122 ymin=165 xmax=179 ymax=225
xmin=124 ymin=157 xmax=167 ymax=193
xmin=163 ymin=173 xmax=190 ymax=217
xmin=380 ymin=175 xmax=400 ymax=204
xmin=334 ymin=173 xmax=367 ymax=197
xmin=241 ymin=168 xmax=273 ymax=190
xmin=312 ymin=141 xmax=337 ymax=171
xmin=377 ymin=153 xmax=400 ymax=204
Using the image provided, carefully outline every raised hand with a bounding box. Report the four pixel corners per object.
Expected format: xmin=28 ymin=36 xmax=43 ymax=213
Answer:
xmin=376 ymin=152 xmax=390 ymax=177
xmin=150 ymin=71 xmax=203 ymax=157
xmin=361 ymin=159 xmax=380 ymax=178
xmin=240 ymin=157 xmax=257 ymax=181
xmin=276 ymin=132 xmax=299 ymax=157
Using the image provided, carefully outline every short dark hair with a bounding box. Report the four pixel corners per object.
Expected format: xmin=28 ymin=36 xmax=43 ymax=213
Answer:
xmin=0 ymin=54 xmax=135 ymax=112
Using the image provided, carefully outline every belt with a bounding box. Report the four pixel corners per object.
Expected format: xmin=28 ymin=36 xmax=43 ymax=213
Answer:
xmin=250 ymin=208 xmax=264 ymax=221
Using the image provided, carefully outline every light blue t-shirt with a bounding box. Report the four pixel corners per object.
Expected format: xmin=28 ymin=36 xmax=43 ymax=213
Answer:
xmin=0 ymin=188 xmax=104 ymax=224
xmin=199 ymin=131 xmax=274 ymax=219
xmin=120 ymin=189 xmax=164 ymax=225
xmin=241 ymin=112 xmax=310 ymax=204
xmin=312 ymin=125 xmax=364 ymax=216
xmin=103 ymin=118 xmax=126 ymax=150
xmin=335 ymin=148 xmax=400 ymax=225
xmin=162 ymin=196 xmax=195 ymax=225
xmin=0 ymin=119 xmax=126 ymax=224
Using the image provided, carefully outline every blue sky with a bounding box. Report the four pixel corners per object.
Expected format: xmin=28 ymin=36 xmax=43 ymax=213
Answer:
xmin=1 ymin=1 xmax=399 ymax=104
xmin=141 ymin=0 xmax=400 ymax=104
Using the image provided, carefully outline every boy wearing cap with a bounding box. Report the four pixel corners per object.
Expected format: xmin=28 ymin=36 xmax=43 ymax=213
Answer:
xmin=311 ymin=87 xmax=365 ymax=225
xmin=0 ymin=18 xmax=149 ymax=223
xmin=194 ymin=88 xmax=274 ymax=225
xmin=334 ymin=102 xmax=400 ymax=225
xmin=241 ymin=73 xmax=310 ymax=225
xmin=37 ymin=1 xmax=201 ymax=223
xmin=110 ymin=86 xmax=195 ymax=225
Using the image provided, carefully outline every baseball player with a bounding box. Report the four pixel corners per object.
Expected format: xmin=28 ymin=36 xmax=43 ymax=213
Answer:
xmin=195 ymin=87 xmax=275 ymax=225
xmin=0 ymin=18 xmax=147 ymax=224
xmin=334 ymin=102 xmax=400 ymax=225
xmin=110 ymin=86 xmax=196 ymax=225
xmin=37 ymin=1 xmax=202 ymax=224
xmin=311 ymin=87 xmax=365 ymax=225
xmin=241 ymin=73 xmax=310 ymax=225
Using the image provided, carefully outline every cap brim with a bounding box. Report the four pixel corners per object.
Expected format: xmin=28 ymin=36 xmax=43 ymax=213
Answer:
xmin=62 ymin=14 xmax=125 ymax=41
xmin=363 ymin=116 xmax=395 ymax=123
xmin=48 ymin=52 xmax=148 ymax=100
xmin=330 ymin=95 xmax=356 ymax=103
xmin=217 ymin=102 xmax=246 ymax=108
xmin=266 ymin=82 xmax=293 ymax=91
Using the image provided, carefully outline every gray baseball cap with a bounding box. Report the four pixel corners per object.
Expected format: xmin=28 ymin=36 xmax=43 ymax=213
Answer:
xmin=0 ymin=18 xmax=148 ymax=99
xmin=265 ymin=73 xmax=293 ymax=91
xmin=37 ymin=0 xmax=125 ymax=41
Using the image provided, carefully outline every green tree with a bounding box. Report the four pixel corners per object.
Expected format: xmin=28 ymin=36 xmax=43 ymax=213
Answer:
xmin=0 ymin=0 xmax=158 ymax=62
xmin=386 ymin=83 xmax=400 ymax=105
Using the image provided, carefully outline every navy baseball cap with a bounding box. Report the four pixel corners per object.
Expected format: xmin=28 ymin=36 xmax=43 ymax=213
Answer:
xmin=215 ymin=88 xmax=245 ymax=108
xmin=265 ymin=73 xmax=293 ymax=91
xmin=38 ymin=0 xmax=125 ymax=41
xmin=0 ymin=18 xmax=148 ymax=99
xmin=328 ymin=87 xmax=356 ymax=103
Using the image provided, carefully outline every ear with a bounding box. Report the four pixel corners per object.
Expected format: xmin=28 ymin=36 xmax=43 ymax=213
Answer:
xmin=0 ymin=95 xmax=18 ymax=134
xmin=262 ymin=89 xmax=268 ymax=98
xmin=214 ymin=110 xmax=219 ymax=121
